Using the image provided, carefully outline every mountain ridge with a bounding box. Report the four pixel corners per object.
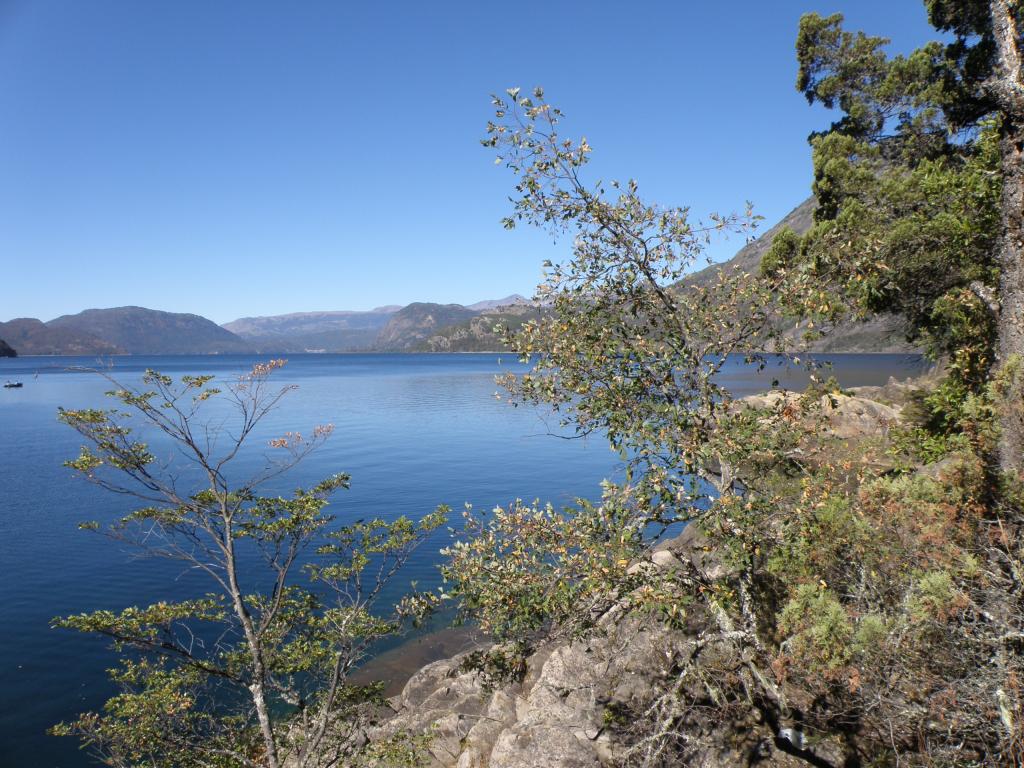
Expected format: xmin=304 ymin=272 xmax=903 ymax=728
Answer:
xmin=222 ymin=308 xmax=399 ymax=353
xmin=465 ymin=294 xmax=529 ymax=312
xmin=47 ymin=307 xmax=254 ymax=355
xmin=222 ymin=296 xmax=533 ymax=353
xmin=0 ymin=317 xmax=124 ymax=356
xmin=3 ymin=212 xmax=917 ymax=355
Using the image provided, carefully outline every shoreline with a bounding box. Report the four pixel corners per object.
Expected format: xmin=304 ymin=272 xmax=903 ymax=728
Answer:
xmin=351 ymin=625 xmax=486 ymax=697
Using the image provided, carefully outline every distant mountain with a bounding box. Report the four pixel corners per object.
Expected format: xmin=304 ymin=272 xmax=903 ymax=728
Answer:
xmin=225 ymin=298 xmax=540 ymax=354
xmin=223 ymin=308 xmax=398 ymax=353
xmin=0 ymin=318 xmax=124 ymax=356
xmin=465 ymin=294 xmax=530 ymax=312
xmin=48 ymin=307 xmax=254 ymax=355
xmin=0 ymin=338 xmax=16 ymax=357
xmin=416 ymin=303 xmax=545 ymax=352
xmin=374 ymin=303 xmax=480 ymax=351
xmin=222 ymin=300 xmax=535 ymax=353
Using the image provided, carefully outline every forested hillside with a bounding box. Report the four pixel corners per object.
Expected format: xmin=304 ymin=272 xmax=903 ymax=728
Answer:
xmin=47 ymin=307 xmax=254 ymax=355
xmin=0 ymin=317 xmax=123 ymax=356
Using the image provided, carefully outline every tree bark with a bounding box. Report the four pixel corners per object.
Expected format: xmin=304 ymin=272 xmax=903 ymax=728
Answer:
xmin=223 ymin=511 xmax=281 ymax=768
xmin=990 ymin=0 xmax=1024 ymax=474
xmin=996 ymin=121 xmax=1024 ymax=474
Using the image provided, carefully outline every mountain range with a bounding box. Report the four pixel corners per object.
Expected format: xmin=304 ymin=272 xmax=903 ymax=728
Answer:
xmin=0 ymin=200 xmax=917 ymax=357
xmin=0 ymin=295 xmax=534 ymax=356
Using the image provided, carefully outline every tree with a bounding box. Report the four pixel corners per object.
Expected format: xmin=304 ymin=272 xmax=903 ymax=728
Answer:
xmin=767 ymin=2 xmax=1024 ymax=472
xmin=53 ymin=361 xmax=445 ymax=768
xmin=481 ymin=87 xmax=776 ymax=511
xmin=453 ymin=88 xmax=822 ymax=762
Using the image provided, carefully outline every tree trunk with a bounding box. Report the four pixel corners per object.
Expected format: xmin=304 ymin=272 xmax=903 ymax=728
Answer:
xmin=996 ymin=120 xmax=1024 ymax=474
xmin=224 ymin=518 xmax=281 ymax=768
xmin=990 ymin=0 xmax=1024 ymax=474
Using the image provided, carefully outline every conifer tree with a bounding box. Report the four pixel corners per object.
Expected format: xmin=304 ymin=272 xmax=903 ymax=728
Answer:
xmin=768 ymin=1 xmax=1024 ymax=471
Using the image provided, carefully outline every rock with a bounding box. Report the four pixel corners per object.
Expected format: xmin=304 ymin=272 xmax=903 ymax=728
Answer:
xmin=818 ymin=393 xmax=902 ymax=438
xmin=738 ymin=389 xmax=902 ymax=440
xmin=487 ymin=726 xmax=601 ymax=768
xmin=455 ymin=690 xmax=517 ymax=768
xmin=914 ymin=455 xmax=962 ymax=480
xmin=626 ymin=560 xmax=658 ymax=577
xmin=655 ymin=524 xmax=733 ymax=581
xmin=650 ymin=549 xmax=682 ymax=570
xmin=371 ymin=653 xmax=494 ymax=767
xmin=369 ymin=527 xmax=833 ymax=767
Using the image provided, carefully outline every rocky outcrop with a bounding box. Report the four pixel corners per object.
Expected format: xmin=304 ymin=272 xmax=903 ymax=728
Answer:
xmin=741 ymin=389 xmax=903 ymax=439
xmin=370 ymin=527 xmax=832 ymax=768
xmin=0 ymin=338 xmax=15 ymax=357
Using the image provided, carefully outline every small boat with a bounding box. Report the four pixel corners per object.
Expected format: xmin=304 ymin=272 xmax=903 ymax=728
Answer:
xmin=3 ymin=381 xmax=23 ymax=388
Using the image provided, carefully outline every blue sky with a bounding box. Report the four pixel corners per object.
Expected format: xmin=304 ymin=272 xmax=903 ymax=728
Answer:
xmin=0 ymin=1 xmax=941 ymax=324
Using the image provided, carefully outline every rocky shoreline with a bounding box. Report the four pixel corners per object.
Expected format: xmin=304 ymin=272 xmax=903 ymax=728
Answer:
xmin=362 ymin=383 xmax=920 ymax=767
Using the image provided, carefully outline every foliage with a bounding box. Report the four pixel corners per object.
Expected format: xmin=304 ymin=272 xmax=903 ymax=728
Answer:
xmin=52 ymin=363 xmax=446 ymax=768
xmin=762 ymin=115 xmax=1001 ymax=377
xmin=446 ymin=3 xmax=1024 ymax=762
xmin=483 ymin=86 xmax=781 ymax=516
xmin=441 ymin=491 xmax=644 ymax=640
xmin=458 ymin=644 xmax=529 ymax=692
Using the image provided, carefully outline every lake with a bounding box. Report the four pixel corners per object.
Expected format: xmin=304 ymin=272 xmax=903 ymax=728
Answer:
xmin=0 ymin=352 xmax=928 ymax=767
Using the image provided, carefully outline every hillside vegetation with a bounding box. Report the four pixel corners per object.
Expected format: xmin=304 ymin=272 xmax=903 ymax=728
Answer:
xmin=0 ymin=317 xmax=123 ymax=356
xmin=384 ymin=34 xmax=1024 ymax=764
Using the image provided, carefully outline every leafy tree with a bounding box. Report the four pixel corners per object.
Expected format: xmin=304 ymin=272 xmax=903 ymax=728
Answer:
xmin=53 ymin=361 xmax=445 ymax=768
xmin=481 ymin=86 xmax=777 ymax=513
xmin=447 ymin=8 xmax=1024 ymax=759
xmin=451 ymin=87 xmax=819 ymax=763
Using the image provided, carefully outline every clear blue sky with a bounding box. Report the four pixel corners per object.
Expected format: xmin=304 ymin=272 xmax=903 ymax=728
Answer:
xmin=0 ymin=1 xmax=941 ymax=324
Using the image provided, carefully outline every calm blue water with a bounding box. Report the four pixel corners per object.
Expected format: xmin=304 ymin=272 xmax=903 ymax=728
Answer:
xmin=0 ymin=353 xmax=928 ymax=767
